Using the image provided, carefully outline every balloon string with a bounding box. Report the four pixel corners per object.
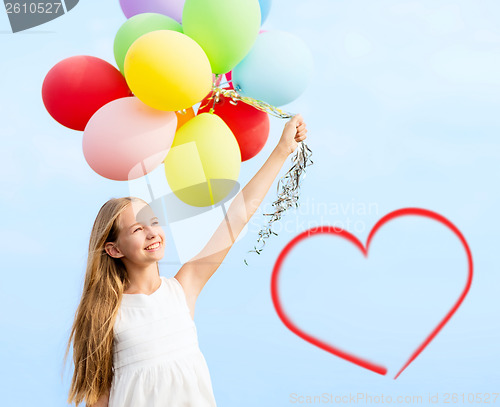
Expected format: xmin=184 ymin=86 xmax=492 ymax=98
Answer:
xmin=217 ymin=80 xmax=232 ymax=87
xmin=205 ymin=86 xmax=294 ymax=119
xmin=201 ymin=86 xmax=314 ymax=266
xmin=243 ymin=140 xmax=313 ymax=266
xmin=208 ymin=75 xmax=223 ymax=114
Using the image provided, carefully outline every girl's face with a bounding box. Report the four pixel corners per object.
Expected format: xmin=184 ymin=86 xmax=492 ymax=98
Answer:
xmin=105 ymin=201 xmax=166 ymax=265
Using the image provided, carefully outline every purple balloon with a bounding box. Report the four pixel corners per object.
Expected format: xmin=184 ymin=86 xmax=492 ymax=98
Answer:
xmin=119 ymin=0 xmax=185 ymax=23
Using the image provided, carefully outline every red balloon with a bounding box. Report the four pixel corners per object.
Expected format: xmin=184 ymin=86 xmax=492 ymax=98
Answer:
xmin=199 ymin=93 xmax=270 ymax=162
xmin=42 ymin=56 xmax=132 ymax=131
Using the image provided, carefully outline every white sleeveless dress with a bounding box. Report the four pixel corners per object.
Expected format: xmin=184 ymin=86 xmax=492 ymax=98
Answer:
xmin=108 ymin=276 xmax=217 ymax=407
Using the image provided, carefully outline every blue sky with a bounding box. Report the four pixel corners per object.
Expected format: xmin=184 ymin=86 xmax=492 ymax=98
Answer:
xmin=1 ymin=0 xmax=499 ymax=406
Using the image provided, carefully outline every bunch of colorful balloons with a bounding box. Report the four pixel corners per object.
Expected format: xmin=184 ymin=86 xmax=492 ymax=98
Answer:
xmin=41 ymin=0 xmax=313 ymax=207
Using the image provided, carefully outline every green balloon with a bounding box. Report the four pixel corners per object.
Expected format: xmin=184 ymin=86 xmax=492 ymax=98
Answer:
xmin=114 ymin=13 xmax=183 ymax=74
xmin=182 ymin=0 xmax=261 ymax=74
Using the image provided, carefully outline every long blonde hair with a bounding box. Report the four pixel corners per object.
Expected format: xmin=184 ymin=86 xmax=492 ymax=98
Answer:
xmin=63 ymin=196 xmax=149 ymax=406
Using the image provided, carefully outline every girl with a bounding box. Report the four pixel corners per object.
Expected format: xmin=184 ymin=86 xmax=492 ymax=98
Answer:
xmin=64 ymin=115 xmax=308 ymax=407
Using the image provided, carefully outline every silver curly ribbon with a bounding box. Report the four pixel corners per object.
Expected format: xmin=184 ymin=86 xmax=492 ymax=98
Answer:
xmin=243 ymin=140 xmax=313 ymax=266
xmin=202 ymin=76 xmax=314 ymax=266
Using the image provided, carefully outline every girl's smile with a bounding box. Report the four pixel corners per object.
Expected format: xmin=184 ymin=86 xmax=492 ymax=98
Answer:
xmin=145 ymin=241 xmax=161 ymax=251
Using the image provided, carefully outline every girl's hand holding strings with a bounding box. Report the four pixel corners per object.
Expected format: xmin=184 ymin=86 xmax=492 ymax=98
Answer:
xmin=276 ymin=114 xmax=308 ymax=157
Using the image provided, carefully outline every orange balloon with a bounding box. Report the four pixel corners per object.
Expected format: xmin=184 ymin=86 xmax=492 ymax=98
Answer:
xmin=175 ymin=108 xmax=195 ymax=130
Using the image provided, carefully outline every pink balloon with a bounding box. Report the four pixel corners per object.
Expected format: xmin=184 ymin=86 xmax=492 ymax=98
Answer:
xmin=83 ymin=97 xmax=177 ymax=181
xmin=225 ymin=70 xmax=232 ymax=86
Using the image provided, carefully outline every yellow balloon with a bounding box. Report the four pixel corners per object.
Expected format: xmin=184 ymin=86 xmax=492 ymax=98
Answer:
xmin=164 ymin=113 xmax=241 ymax=207
xmin=124 ymin=30 xmax=212 ymax=111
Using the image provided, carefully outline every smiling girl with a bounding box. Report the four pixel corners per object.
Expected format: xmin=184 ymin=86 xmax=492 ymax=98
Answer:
xmin=64 ymin=115 xmax=307 ymax=407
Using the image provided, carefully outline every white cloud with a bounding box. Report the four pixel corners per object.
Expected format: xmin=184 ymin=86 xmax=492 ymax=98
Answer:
xmin=390 ymin=2 xmax=465 ymax=35
xmin=474 ymin=28 xmax=500 ymax=43
xmin=30 ymin=132 xmax=96 ymax=186
xmin=430 ymin=44 xmax=500 ymax=86
xmin=344 ymin=31 xmax=372 ymax=59
xmin=0 ymin=229 xmax=47 ymax=255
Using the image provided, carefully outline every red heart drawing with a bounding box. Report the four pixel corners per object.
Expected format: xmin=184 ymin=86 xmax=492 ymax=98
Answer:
xmin=271 ymin=207 xmax=473 ymax=379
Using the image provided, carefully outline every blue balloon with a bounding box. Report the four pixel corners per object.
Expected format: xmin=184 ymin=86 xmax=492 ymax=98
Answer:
xmin=259 ymin=0 xmax=272 ymax=25
xmin=232 ymin=30 xmax=313 ymax=107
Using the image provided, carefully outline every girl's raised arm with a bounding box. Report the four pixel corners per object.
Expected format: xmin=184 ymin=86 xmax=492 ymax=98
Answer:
xmin=174 ymin=115 xmax=307 ymax=304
